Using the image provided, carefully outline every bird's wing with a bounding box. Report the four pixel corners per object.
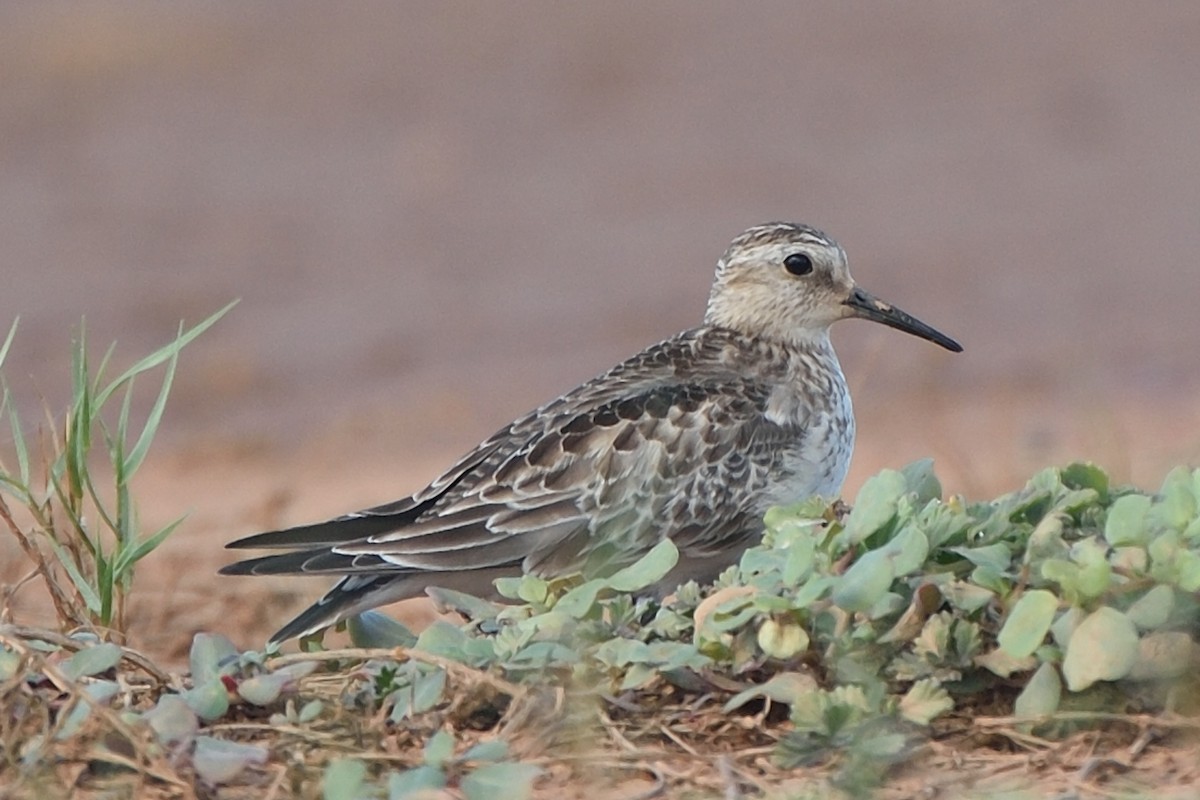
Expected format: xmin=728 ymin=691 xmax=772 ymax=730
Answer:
xmin=221 ymin=329 xmax=799 ymax=579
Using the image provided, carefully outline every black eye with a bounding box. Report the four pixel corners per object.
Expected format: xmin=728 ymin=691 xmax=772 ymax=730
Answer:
xmin=784 ymin=253 xmax=813 ymax=276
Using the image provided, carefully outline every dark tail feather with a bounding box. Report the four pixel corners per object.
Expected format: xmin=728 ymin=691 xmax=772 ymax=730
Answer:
xmin=225 ymin=513 xmax=411 ymax=551
xmin=268 ymin=574 xmax=406 ymax=644
xmin=218 ymin=547 xmax=333 ymax=576
xmin=219 ymin=547 xmax=395 ymax=577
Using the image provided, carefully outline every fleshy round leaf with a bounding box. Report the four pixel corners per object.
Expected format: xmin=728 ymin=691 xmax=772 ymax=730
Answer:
xmin=1071 ymin=538 xmax=1113 ymax=600
xmin=970 ymin=565 xmax=1011 ymax=595
xmin=190 ymin=633 xmax=239 ymax=685
xmin=606 ymin=539 xmax=679 ymax=592
xmin=193 ymin=736 xmax=267 ymax=785
xmin=1105 ymin=494 xmax=1152 ymax=546
xmin=1127 ymin=632 xmax=1196 ymax=682
xmin=493 ymin=577 xmax=523 ymax=600
xmin=56 ymin=681 xmax=119 ymax=740
xmin=1014 ymin=662 xmax=1062 ymax=719
xmin=900 ymin=458 xmax=942 ymax=505
xmin=183 ymin=679 xmax=230 ymax=722
xmin=1154 ymin=467 xmax=1198 ymax=532
xmin=272 ymin=660 xmax=319 ymax=686
xmin=831 ymin=550 xmax=894 ymax=613
xmin=463 ymin=739 xmax=510 ymax=763
xmin=145 ymin=694 xmax=200 ymax=744
xmin=723 ymin=671 xmax=818 ymax=713
xmin=951 ymin=543 xmax=1011 ymax=573
xmin=1127 ymin=585 xmax=1175 ymax=631
xmin=1025 ymin=513 xmax=1065 ymax=562
xmin=619 ymin=663 xmax=656 ymax=691
xmin=389 ymin=765 xmax=447 ymax=798
xmin=998 ymin=590 xmax=1058 ymax=658
xmin=415 ymin=621 xmax=477 ymax=664
xmin=780 ymin=529 xmax=817 ymax=585
xmin=855 ymin=731 xmax=912 ymax=760
xmin=1184 ymin=514 xmax=1200 ymax=543
xmin=553 ymin=579 xmax=607 ymax=618
xmin=940 ymin=581 xmax=995 ymax=613
xmin=0 ymin=649 xmax=20 ymax=681
xmin=426 ymin=586 xmax=501 ymax=620
xmin=322 ymin=758 xmax=367 ymax=800
xmin=515 ymin=575 xmax=549 ymax=605
xmin=594 ymin=638 xmax=651 ymax=667
xmin=1176 ymin=550 xmax=1200 ymax=592
xmin=298 ymin=699 xmax=324 ymax=723
xmin=389 ymin=668 xmax=447 ymax=722
xmin=974 ymin=648 xmax=1036 ymax=678
xmin=648 ymin=641 xmax=708 ymax=671
xmin=886 ymin=524 xmax=929 ymax=576
xmin=237 ymin=674 xmax=285 ymax=706
xmin=348 ymin=611 xmax=417 ymax=648
xmin=843 ymin=470 xmax=907 ymax=544
xmin=867 ymin=591 xmax=906 ymax=620
xmin=461 ymin=761 xmax=542 ymax=800
xmin=1061 ymin=462 xmax=1109 ymax=494
xmin=1050 ymin=606 xmax=1084 ymax=649
xmin=1061 ymin=607 xmax=1139 ymax=691
xmin=62 ymin=642 xmax=123 ymax=680
xmin=424 ymin=730 xmax=456 ymax=767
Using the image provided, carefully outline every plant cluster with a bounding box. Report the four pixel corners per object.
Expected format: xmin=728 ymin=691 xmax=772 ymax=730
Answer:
xmin=0 ymin=305 xmax=234 ymax=633
xmin=333 ymin=459 xmax=1200 ymax=786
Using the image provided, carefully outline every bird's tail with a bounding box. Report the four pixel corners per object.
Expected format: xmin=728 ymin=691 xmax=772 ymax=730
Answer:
xmin=266 ymin=573 xmax=418 ymax=645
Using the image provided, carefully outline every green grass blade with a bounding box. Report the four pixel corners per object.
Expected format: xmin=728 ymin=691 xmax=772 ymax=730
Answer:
xmin=116 ymin=372 xmax=135 ymax=468
xmin=94 ymin=300 xmax=237 ymax=408
xmin=122 ymin=346 xmax=178 ymax=479
xmin=48 ymin=470 xmax=100 ymax=559
xmin=0 ymin=317 xmax=17 ymax=368
xmin=98 ymin=416 xmax=136 ymax=548
xmin=3 ymin=385 xmax=31 ymax=489
xmin=0 ymin=472 xmax=34 ymax=504
xmin=45 ymin=536 xmax=103 ymax=614
xmin=79 ymin=442 xmax=121 ymax=547
xmin=114 ymin=515 xmax=186 ymax=574
xmin=112 ymin=379 xmax=136 ymax=543
xmin=91 ymin=340 xmax=118 ymax=398
xmin=96 ymin=550 xmax=114 ymax=626
xmin=65 ymin=326 xmax=94 ymax=508
xmin=117 ymin=477 xmax=134 ymax=547
xmin=0 ymin=318 xmax=17 ymax=484
xmin=77 ymin=401 xmax=137 ymax=564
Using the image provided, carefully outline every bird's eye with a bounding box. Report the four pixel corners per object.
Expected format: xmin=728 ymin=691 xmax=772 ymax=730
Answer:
xmin=784 ymin=253 xmax=813 ymax=276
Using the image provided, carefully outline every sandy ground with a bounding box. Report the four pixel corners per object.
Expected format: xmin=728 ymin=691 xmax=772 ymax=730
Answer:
xmin=2 ymin=2 xmax=1200 ymax=663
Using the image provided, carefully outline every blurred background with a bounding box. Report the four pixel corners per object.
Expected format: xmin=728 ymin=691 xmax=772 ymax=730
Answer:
xmin=2 ymin=2 xmax=1199 ymax=656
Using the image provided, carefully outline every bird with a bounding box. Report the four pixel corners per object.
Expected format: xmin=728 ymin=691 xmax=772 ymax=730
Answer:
xmin=220 ymin=222 xmax=962 ymax=645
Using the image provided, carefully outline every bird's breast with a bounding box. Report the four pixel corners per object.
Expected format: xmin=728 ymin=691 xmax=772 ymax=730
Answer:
xmin=758 ymin=353 xmax=856 ymax=507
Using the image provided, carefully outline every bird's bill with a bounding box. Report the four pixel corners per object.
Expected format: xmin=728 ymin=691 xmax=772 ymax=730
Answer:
xmin=843 ymin=286 xmax=963 ymax=352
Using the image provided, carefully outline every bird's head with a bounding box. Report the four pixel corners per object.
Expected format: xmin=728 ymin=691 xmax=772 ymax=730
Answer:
xmin=705 ymin=222 xmax=962 ymax=353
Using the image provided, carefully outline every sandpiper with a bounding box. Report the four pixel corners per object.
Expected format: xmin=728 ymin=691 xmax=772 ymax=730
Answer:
xmin=221 ymin=222 xmax=961 ymax=644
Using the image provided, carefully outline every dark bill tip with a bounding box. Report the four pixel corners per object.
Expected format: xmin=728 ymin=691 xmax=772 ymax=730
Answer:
xmin=844 ymin=286 xmax=962 ymax=353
